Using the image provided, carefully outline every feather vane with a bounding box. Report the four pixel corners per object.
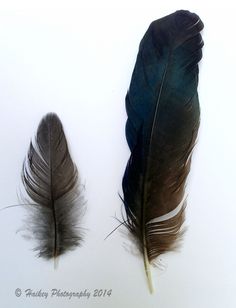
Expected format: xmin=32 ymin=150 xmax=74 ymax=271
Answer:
xmin=22 ymin=113 xmax=84 ymax=259
xmin=122 ymin=10 xmax=204 ymax=292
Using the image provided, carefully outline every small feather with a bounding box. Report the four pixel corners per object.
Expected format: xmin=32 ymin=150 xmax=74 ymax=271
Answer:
xmin=22 ymin=113 xmax=85 ymax=259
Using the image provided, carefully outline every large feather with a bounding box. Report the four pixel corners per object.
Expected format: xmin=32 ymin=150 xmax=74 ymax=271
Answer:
xmin=22 ymin=113 xmax=84 ymax=260
xmin=122 ymin=10 xmax=204 ymax=292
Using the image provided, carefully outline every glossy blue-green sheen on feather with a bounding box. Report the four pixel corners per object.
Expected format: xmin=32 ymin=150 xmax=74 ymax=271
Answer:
xmin=125 ymin=10 xmax=203 ymax=152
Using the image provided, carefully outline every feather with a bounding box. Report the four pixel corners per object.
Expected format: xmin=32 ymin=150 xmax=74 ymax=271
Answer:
xmin=22 ymin=113 xmax=84 ymax=260
xmin=122 ymin=10 xmax=204 ymax=292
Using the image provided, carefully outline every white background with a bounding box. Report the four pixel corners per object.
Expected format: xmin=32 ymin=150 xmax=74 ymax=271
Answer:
xmin=0 ymin=1 xmax=235 ymax=307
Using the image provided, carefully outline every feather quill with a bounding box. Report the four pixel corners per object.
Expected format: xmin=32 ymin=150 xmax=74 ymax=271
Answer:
xmin=122 ymin=10 xmax=204 ymax=292
xmin=22 ymin=113 xmax=84 ymax=260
